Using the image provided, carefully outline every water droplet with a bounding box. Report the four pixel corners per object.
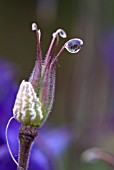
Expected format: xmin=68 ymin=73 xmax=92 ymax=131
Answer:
xmin=65 ymin=38 xmax=83 ymax=53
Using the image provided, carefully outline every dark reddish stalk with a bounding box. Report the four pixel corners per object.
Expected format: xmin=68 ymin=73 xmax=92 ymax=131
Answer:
xmin=17 ymin=124 xmax=38 ymax=170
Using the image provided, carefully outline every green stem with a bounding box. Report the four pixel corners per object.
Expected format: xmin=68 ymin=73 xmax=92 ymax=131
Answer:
xmin=17 ymin=124 xmax=38 ymax=170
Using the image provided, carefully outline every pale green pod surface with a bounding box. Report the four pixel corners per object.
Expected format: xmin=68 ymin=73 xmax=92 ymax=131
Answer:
xmin=13 ymin=80 xmax=43 ymax=127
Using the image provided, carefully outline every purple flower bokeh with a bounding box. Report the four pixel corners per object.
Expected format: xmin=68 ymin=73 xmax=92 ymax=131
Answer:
xmin=99 ymin=28 xmax=114 ymax=130
xmin=0 ymin=59 xmax=72 ymax=170
xmin=0 ymin=60 xmax=18 ymax=141
xmin=99 ymin=28 xmax=114 ymax=75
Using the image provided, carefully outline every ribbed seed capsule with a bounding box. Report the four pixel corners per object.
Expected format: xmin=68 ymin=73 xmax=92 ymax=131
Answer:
xmin=13 ymin=80 xmax=43 ymax=127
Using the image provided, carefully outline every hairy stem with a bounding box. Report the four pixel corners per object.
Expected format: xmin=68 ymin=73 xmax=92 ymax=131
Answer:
xmin=17 ymin=124 xmax=38 ymax=170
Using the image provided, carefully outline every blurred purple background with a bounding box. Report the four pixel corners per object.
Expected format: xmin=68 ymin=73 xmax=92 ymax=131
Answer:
xmin=0 ymin=0 xmax=114 ymax=170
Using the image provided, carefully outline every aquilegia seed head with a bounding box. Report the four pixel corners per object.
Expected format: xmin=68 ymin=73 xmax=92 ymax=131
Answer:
xmin=13 ymin=80 xmax=43 ymax=126
xmin=13 ymin=22 xmax=83 ymax=127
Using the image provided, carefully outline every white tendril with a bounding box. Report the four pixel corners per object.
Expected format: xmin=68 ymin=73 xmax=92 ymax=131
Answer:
xmin=5 ymin=117 xmax=19 ymax=167
xmin=32 ymin=23 xmax=41 ymax=40
xmin=32 ymin=23 xmax=37 ymax=31
xmin=53 ymin=29 xmax=67 ymax=38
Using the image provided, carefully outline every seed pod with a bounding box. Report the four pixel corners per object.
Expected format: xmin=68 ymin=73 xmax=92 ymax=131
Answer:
xmin=13 ymin=80 xmax=43 ymax=127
